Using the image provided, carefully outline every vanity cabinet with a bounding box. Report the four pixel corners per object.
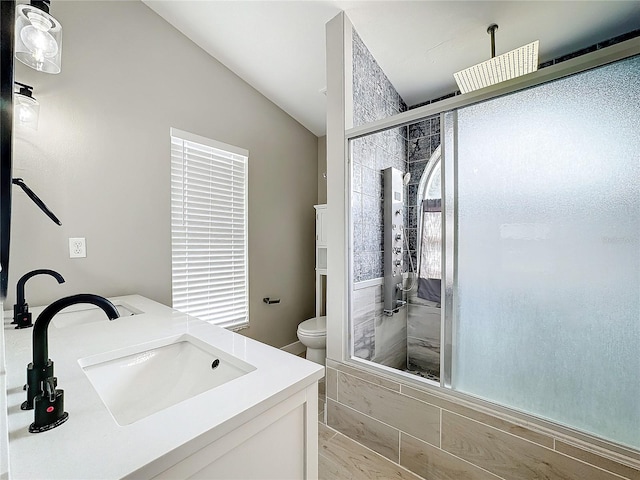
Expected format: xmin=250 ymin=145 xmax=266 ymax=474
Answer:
xmin=149 ymin=384 xmax=318 ymax=480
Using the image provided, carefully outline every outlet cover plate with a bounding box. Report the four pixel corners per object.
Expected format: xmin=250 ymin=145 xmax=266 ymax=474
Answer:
xmin=69 ymin=237 xmax=86 ymax=258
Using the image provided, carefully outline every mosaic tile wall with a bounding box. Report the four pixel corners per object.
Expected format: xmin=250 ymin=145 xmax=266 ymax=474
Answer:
xmin=351 ymin=28 xmax=409 ymax=368
xmin=405 ymin=115 xmax=441 ymax=270
xmin=352 ymin=30 xmax=407 ymax=128
xmin=351 ymin=28 xmax=407 ymax=284
xmin=351 ymin=130 xmax=406 ymax=283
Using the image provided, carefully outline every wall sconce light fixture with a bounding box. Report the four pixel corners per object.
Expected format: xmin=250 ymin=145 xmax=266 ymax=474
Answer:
xmin=15 ymin=0 xmax=62 ymax=74
xmin=14 ymin=82 xmax=40 ymax=130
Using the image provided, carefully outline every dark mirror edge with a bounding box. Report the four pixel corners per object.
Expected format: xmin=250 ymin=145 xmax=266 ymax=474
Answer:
xmin=0 ymin=0 xmax=16 ymax=300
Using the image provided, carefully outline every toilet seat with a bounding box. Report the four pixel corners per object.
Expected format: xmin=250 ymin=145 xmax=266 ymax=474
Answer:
xmin=297 ymin=316 xmax=326 ymax=336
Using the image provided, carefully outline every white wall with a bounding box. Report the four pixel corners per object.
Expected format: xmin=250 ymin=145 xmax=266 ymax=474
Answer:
xmin=9 ymin=0 xmax=318 ymax=348
xmin=317 ymin=135 xmax=326 ymax=204
xmin=325 ymin=13 xmax=352 ymax=361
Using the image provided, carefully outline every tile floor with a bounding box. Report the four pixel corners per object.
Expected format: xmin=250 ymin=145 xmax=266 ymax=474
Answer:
xmin=316 ymin=377 xmax=421 ymax=480
xmin=298 ymin=351 xmax=423 ymax=479
xmin=318 ymin=422 xmax=423 ymax=480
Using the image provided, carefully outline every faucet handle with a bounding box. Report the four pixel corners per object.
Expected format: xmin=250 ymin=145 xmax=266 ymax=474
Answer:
xmin=44 ymin=377 xmax=57 ymax=402
xmin=21 ymin=360 xmax=54 ymax=411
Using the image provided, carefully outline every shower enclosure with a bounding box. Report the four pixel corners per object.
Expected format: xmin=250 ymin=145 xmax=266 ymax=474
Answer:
xmin=350 ymin=116 xmax=442 ymax=379
xmin=349 ymin=52 xmax=640 ymax=450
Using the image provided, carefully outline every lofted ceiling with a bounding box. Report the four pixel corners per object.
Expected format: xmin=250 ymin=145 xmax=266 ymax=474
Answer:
xmin=143 ymin=1 xmax=640 ymax=137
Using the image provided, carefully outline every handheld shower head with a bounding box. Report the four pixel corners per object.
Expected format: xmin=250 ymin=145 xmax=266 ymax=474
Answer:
xmin=403 ymin=172 xmax=411 ymax=185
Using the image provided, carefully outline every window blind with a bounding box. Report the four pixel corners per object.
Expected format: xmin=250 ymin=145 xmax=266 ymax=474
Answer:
xmin=170 ymin=128 xmax=248 ymax=329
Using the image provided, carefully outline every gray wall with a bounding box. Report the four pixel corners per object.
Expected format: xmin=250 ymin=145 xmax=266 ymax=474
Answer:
xmin=9 ymin=0 xmax=318 ymax=348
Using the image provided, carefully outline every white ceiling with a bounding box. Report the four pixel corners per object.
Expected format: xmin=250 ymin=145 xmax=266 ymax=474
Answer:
xmin=143 ymin=1 xmax=640 ymax=137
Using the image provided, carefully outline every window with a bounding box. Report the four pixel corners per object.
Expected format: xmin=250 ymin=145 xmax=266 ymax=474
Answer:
xmin=170 ymin=128 xmax=248 ymax=329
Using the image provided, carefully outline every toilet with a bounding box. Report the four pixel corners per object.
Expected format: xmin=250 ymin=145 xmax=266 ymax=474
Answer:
xmin=297 ymin=316 xmax=326 ymax=365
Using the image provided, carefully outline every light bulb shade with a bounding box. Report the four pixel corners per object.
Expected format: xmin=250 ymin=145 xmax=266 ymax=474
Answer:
xmin=15 ymin=3 xmax=62 ymax=74
xmin=15 ymin=92 xmax=40 ymax=130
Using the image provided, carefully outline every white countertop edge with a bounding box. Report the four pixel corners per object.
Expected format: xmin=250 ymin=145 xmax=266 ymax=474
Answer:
xmin=0 ymin=303 xmax=8 ymax=480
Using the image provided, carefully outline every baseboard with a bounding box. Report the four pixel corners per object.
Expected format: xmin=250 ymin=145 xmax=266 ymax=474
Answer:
xmin=280 ymin=341 xmax=305 ymax=356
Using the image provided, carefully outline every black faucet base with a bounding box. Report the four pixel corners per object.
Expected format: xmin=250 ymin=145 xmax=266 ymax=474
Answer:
xmin=13 ymin=310 xmax=32 ymax=329
xmin=29 ymin=412 xmax=68 ymax=433
xmin=29 ymin=387 xmax=68 ymax=433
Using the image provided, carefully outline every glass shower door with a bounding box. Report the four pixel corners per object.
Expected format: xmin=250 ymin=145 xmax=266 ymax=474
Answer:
xmin=448 ymin=55 xmax=640 ymax=448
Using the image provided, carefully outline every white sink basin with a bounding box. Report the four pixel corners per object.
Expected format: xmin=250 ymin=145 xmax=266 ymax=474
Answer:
xmin=53 ymin=303 xmax=142 ymax=329
xmin=79 ymin=334 xmax=256 ymax=426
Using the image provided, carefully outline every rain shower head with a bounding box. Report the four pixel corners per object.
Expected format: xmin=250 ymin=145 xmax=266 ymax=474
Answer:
xmin=454 ymin=24 xmax=539 ymax=95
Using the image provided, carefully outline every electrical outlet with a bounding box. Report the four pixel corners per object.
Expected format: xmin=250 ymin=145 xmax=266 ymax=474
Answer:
xmin=69 ymin=237 xmax=86 ymax=258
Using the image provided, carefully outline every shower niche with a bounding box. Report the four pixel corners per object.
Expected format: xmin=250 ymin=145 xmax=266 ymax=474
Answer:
xmin=350 ymin=115 xmax=442 ymax=383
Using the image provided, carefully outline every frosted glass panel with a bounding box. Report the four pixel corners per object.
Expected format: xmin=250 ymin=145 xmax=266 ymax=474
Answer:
xmin=452 ymin=56 xmax=640 ymax=448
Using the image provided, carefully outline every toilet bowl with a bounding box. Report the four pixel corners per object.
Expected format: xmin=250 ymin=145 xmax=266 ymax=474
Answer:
xmin=297 ymin=316 xmax=326 ymax=365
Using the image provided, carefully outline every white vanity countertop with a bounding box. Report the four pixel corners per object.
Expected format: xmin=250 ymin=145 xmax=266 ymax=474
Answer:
xmin=3 ymin=295 xmax=324 ymax=479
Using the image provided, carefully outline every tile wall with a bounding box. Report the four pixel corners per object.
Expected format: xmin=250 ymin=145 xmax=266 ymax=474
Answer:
xmin=407 ymin=302 xmax=440 ymax=375
xmin=351 ymin=283 xmax=380 ymax=361
xmin=352 ymin=30 xmax=407 ymax=128
xmin=352 ymin=282 xmax=407 ymax=369
xmin=351 ymin=29 xmax=444 ymax=374
xmin=351 ymin=28 xmax=408 ymax=367
xmin=324 ymin=360 xmax=640 ymax=480
xmin=351 ymin=131 xmax=405 ymax=284
xmin=405 ymin=116 xmax=440 ymax=271
xmin=405 ymin=116 xmax=442 ymax=377
xmin=351 ymin=28 xmax=407 ymax=284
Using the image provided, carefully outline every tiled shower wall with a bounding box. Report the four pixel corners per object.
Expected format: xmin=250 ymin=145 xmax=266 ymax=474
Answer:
xmin=351 ymin=29 xmax=408 ymax=368
xmin=351 ymin=131 xmax=406 ymax=283
xmin=352 ymin=282 xmax=407 ymax=369
xmin=405 ymin=116 xmax=440 ymax=269
xmin=351 ymin=29 xmax=407 ymax=284
xmin=352 ymin=30 xmax=407 ymax=128
xmin=405 ymin=116 xmax=442 ymax=376
xmin=351 ymin=29 xmax=444 ymax=372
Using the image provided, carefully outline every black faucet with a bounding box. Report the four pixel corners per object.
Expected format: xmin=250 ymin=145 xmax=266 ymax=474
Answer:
xmin=13 ymin=269 xmax=65 ymax=329
xmin=22 ymin=294 xmax=120 ymax=433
